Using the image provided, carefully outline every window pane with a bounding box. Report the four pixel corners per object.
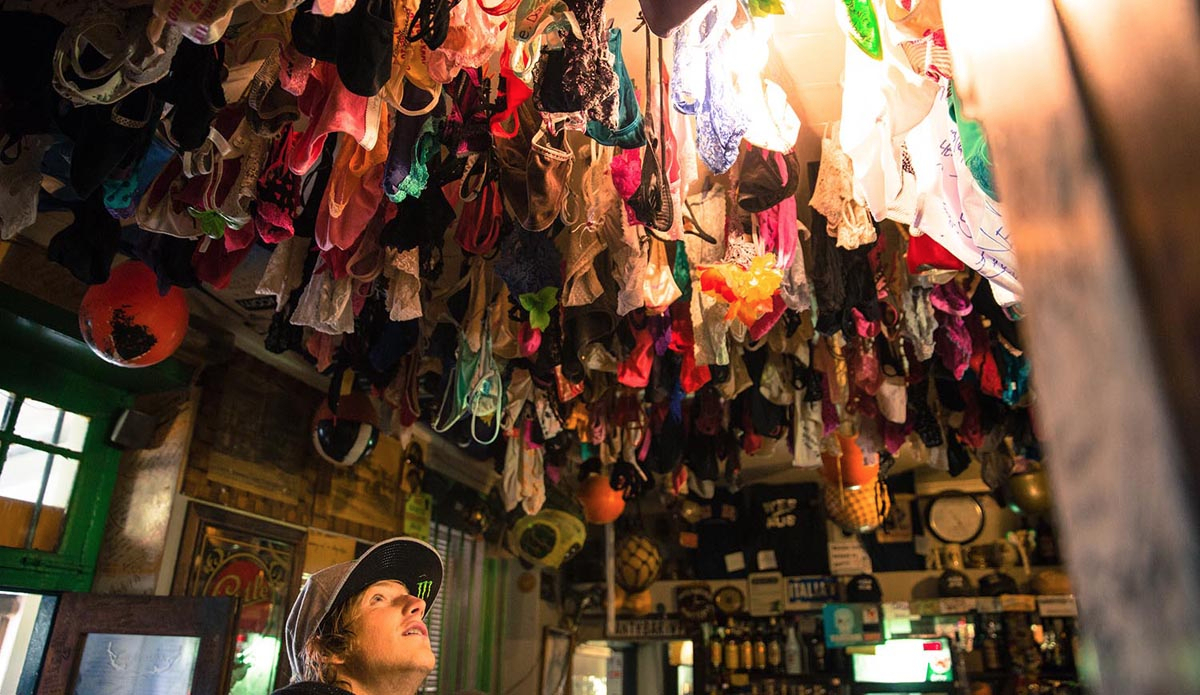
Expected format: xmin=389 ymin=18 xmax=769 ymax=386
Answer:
xmin=43 ymin=456 xmax=78 ymax=509
xmin=0 ymin=445 xmax=51 ymax=550
xmin=0 ymin=390 xmax=13 ymax=430
xmin=13 ymin=399 xmax=88 ymax=452
xmin=0 ymin=445 xmax=50 ymax=504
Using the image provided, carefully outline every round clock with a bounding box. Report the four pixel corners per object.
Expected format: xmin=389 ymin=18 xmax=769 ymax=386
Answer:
xmin=713 ymin=585 xmax=745 ymax=615
xmin=925 ymin=491 xmax=986 ymax=544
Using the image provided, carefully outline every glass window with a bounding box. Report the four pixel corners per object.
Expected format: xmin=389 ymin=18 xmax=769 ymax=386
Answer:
xmin=42 ymin=456 xmax=79 ymax=509
xmin=13 ymin=399 xmax=89 ymax=452
xmin=0 ymin=390 xmax=13 ymax=430
xmin=0 ymin=444 xmax=50 ymax=504
xmin=0 ymin=393 xmax=92 ymax=553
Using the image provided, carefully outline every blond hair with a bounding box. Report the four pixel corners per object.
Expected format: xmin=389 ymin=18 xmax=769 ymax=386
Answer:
xmin=301 ymin=595 xmax=361 ymax=687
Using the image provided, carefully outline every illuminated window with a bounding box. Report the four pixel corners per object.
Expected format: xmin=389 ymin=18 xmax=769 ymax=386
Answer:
xmin=0 ymin=390 xmax=89 ymax=553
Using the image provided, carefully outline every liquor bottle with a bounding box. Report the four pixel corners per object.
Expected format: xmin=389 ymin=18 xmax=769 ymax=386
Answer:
xmin=754 ymin=621 xmax=768 ymax=671
xmin=811 ymin=620 xmax=827 ymax=673
xmin=740 ymin=620 xmax=755 ymax=672
xmin=980 ymin=613 xmax=1003 ymax=671
xmin=784 ymin=621 xmax=803 ymax=675
xmin=711 ymin=623 xmax=724 ymax=670
xmin=767 ymin=617 xmax=784 ymax=673
xmin=726 ymin=618 xmax=742 ymax=672
xmin=1034 ymin=517 xmax=1061 ymax=565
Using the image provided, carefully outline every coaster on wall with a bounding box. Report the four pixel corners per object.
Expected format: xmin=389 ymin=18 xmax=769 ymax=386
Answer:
xmin=714 ymin=585 xmax=745 ymax=615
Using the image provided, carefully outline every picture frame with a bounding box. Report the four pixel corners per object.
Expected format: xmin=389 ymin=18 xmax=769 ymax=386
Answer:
xmin=538 ymin=627 xmax=574 ymax=695
xmin=35 ymin=593 xmax=238 ymax=694
xmin=171 ymin=502 xmax=306 ymax=692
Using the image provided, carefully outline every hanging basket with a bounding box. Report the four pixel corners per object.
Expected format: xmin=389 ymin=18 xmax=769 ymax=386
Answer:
xmin=824 ymin=479 xmax=891 ymax=534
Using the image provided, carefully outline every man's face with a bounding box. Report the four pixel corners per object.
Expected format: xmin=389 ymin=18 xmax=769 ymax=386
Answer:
xmin=341 ymin=579 xmax=436 ymax=681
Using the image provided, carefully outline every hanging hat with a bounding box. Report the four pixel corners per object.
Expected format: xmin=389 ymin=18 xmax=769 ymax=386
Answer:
xmin=978 ymin=571 xmax=1019 ymax=597
xmin=937 ymin=569 xmax=975 ymax=597
xmin=638 ymin=0 xmax=712 ymax=38
xmin=846 ymin=573 xmax=883 ymax=602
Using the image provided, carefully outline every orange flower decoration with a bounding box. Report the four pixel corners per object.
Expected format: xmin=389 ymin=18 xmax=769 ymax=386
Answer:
xmin=697 ymin=253 xmax=783 ymax=326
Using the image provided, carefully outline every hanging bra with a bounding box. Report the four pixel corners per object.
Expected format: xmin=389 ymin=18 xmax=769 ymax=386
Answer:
xmin=585 ymin=28 xmax=646 ymax=150
xmin=455 ymin=178 xmax=504 ymax=254
xmin=490 ymin=48 xmax=535 ymax=140
xmin=671 ymin=3 xmax=746 ymax=174
xmin=625 ymin=29 xmax=673 ymax=232
xmin=523 ymin=127 xmax=574 ymax=232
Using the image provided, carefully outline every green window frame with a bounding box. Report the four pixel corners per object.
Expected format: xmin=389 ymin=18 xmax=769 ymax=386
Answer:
xmin=0 ymin=285 xmax=187 ymax=593
xmin=0 ymin=342 xmax=126 ymax=592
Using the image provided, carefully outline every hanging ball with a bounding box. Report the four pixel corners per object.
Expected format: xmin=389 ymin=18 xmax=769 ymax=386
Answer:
xmin=78 ymin=260 xmax=188 ymax=367
xmin=1006 ymin=468 xmax=1053 ymax=514
xmin=510 ymin=509 xmax=587 ymax=569
xmin=615 ymin=535 xmax=662 ymax=594
xmin=312 ymin=393 xmax=380 ymax=467
xmin=577 ymin=474 xmax=626 ymax=525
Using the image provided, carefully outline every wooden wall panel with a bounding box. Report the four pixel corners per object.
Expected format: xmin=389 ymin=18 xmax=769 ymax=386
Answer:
xmin=943 ymin=1 xmax=1200 ymax=693
xmin=93 ymin=388 xmax=199 ymax=595
xmin=182 ymin=353 xmax=320 ymax=527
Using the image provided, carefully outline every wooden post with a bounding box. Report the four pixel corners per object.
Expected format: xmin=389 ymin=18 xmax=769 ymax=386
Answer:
xmin=942 ymin=1 xmax=1200 ymax=693
xmin=606 ymin=522 xmax=617 ymax=637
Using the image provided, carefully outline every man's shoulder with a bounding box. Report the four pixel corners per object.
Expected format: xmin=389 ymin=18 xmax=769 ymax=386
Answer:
xmin=271 ymin=682 xmax=355 ymax=695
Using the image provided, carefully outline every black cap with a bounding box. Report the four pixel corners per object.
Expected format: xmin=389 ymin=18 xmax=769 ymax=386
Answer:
xmin=846 ymin=573 xmax=882 ymax=602
xmin=978 ymin=571 xmax=1020 ymax=597
xmin=937 ymin=569 xmax=976 ymax=597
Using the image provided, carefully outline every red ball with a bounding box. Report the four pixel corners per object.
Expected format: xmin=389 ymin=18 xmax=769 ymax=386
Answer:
xmin=78 ymin=260 xmax=189 ymax=367
xmin=577 ymin=474 xmax=626 ymax=525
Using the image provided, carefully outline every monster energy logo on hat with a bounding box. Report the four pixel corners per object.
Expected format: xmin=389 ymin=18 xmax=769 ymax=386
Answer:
xmin=416 ymin=579 xmax=433 ymax=600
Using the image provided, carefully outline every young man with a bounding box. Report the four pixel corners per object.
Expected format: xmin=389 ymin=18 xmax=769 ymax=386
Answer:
xmin=273 ymin=537 xmax=443 ymax=695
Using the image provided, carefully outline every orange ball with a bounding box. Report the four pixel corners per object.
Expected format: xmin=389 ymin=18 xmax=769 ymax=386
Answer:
xmin=577 ymin=474 xmax=626 ymax=525
xmin=79 ymin=260 xmax=189 ymax=367
xmin=821 ymin=433 xmax=880 ymax=489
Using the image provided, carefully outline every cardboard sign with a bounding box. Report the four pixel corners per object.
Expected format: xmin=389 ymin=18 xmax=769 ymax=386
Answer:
xmin=828 ymin=540 xmax=872 ymax=576
xmin=747 ymin=572 xmax=785 ymax=616
xmin=608 ymin=617 xmax=690 ymax=639
xmin=883 ymin=602 xmax=913 ymax=634
xmin=403 ymin=492 xmax=433 ymax=541
xmin=999 ymin=594 xmax=1038 ymax=613
xmin=303 ymin=529 xmax=357 ymax=576
xmin=1037 ymin=595 xmax=1079 ymax=617
xmin=786 ymin=576 xmax=840 ymax=608
xmin=823 ymin=603 xmax=884 ymax=647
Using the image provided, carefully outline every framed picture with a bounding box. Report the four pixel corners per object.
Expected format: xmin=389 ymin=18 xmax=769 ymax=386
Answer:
xmin=35 ymin=593 xmax=238 ymax=694
xmin=171 ymin=503 xmax=306 ymax=693
xmin=538 ymin=627 xmax=574 ymax=695
xmin=876 ymin=493 xmax=916 ymax=544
